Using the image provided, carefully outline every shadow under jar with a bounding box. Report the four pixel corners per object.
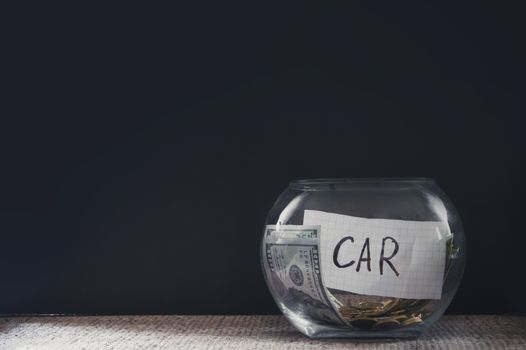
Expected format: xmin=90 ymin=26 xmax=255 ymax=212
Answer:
xmin=261 ymin=178 xmax=465 ymax=339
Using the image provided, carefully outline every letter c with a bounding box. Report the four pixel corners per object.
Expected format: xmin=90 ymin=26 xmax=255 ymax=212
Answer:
xmin=333 ymin=236 xmax=355 ymax=268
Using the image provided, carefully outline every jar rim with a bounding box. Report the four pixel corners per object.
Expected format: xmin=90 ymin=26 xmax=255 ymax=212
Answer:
xmin=290 ymin=177 xmax=435 ymax=185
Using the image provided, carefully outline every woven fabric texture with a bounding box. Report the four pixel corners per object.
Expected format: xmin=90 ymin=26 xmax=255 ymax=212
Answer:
xmin=0 ymin=315 xmax=524 ymax=349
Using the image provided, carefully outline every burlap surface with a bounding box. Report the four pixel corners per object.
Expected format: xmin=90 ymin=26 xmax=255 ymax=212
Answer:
xmin=0 ymin=315 xmax=524 ymax=349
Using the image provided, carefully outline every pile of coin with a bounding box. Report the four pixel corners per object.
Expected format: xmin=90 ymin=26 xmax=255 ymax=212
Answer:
xmin=333 ymin=293 xmax=427 ymax=330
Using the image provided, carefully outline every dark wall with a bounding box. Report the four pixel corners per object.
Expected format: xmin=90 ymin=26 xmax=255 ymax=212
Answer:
xmin=2 ymin=3 xmax=524 ymax=315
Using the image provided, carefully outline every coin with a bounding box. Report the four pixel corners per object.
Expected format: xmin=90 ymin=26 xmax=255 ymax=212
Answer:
xmin=402 ymin=316 xmax=423 ymax=327
xmin=391 ymin=309 xmax=406 ymax=315
xmin=357 ymin=302 xmax=385 ymax=309
xmin=374 ymin=319 xmax=400 ymax=330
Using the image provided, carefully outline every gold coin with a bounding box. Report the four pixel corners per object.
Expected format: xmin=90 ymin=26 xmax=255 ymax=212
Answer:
xmin=402 ymin=316 xmax=423 ymax=327
xmin=357 ymin=302 xmax=385 ymax=309
xmin=373 ymin=319 xmax=400 ymax=330
xmin=390 ymin=309 xmax=406 ymax=315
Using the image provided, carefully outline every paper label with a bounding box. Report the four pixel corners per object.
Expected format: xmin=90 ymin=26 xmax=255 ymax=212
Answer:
xmin=303 ymin=210 xmax=449 ymax=300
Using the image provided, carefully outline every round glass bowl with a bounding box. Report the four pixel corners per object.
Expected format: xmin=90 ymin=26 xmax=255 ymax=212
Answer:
xmin=261 ymin=178 xmax=465 ymax=339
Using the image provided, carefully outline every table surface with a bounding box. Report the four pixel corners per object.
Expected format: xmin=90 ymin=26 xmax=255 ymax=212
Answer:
xmin=0 ymin=315 xmax=525 ymax=350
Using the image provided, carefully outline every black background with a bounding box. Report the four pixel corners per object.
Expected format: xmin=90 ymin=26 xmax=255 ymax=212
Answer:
xmin=2 ymin=3 xmax=525 ymax=315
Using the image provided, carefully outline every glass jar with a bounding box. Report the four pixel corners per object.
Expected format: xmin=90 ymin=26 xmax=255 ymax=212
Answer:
xmin=261 ymin=178 xmax=465 ymax=339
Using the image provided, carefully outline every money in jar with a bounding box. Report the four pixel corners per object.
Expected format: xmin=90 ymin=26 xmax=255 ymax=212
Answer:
xmin=261 ymin=178 xmax=465 ymax=339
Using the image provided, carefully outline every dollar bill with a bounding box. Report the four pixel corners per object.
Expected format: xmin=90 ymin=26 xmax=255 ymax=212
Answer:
xmin=264 ymin=225 xmax=319 ymax=240
xmin=262 ymin=225 xmax=346 ymax=326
